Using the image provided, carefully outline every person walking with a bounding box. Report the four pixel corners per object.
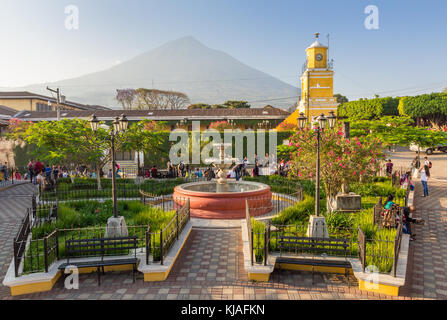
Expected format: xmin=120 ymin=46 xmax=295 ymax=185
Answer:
xmin=419 ymin=165 xmax=430 ymax=197
xmin=1 ymin=162 xmax=7 ymax=181
xmin=27 ymin=160 xmax=34 ymax=183
xmin=385 ymin=159 xmax=393 ymax=177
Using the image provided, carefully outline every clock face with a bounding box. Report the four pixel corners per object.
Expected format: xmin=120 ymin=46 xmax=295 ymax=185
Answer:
xmin=315 ymin=53 xmax=323 ymax=61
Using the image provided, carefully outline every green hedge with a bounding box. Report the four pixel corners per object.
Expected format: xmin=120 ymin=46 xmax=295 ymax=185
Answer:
xmin=337 ymin=97 xmax=400 ymax=120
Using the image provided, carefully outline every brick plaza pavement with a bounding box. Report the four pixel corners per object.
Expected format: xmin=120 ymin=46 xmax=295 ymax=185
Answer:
xmin=3 ymin=227 xmax=405 ymax=300
xmin=401 ymin=179 xmax=447 ymax=299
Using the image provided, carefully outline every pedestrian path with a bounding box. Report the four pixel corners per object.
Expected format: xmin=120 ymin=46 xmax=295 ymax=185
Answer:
xmin=403 ymin=179 xmax=447 ymax=299
xmin=0 ymin=183 xmax=38 ymax=299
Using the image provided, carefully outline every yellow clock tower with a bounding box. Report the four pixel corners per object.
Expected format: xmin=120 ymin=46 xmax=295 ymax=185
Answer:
xmin=281 ymin=33 xmax=339 ymax=125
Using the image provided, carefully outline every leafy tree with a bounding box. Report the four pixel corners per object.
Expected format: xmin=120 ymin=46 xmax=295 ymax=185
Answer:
xmin=288 ymin=124 xmax=384 ymax=211
xmin=398 ymin=92 xmax=447 ymax=129
xmin=120 ymin=119 xmax=167 ymax=172
xmin=187 ymin=103 xmax=212 ymax=109
xmin=337 ymin=97 xmax=399 ymax=119
xmin=14 ymin=119 xmax=114 ymax=189
xmin=134 ymin=88 xmax=190 ymax=110
xmin=334 ymin=93 xmax=348 ymax=104
xmin=116 ymin=89 xmax=136 ymax=110
xmin=276 ymin=144 xmax=295 ymax=162
xmin=350 ymin=116 xmax=447 ymax=153
xmin=222 ymin=100 xmax=251 ymax=109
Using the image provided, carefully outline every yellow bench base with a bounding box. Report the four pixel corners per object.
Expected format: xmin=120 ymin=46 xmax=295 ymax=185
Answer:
xmin=358 ymin=279 xmax=400 ymax=296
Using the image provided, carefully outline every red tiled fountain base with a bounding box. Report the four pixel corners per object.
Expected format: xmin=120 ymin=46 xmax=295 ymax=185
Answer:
xmin=173 ymin=184 xmax=272 ymax=219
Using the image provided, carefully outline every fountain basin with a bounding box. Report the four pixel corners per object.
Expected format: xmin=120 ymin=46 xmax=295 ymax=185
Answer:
xmin=173 ymin=181 xmax=272 ymax=219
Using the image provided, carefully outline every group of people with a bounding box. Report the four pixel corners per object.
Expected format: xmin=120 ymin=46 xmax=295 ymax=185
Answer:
xmin=387 ymin=156 xmax=432 ymax=197
xmin=0 ymin=162 xmax=24 ymax=181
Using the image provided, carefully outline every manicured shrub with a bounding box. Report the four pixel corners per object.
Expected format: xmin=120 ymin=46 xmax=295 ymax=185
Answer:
xmin=272 ymin=195 xmax=314 ymax=224
xmin=324 ymin=211 xmax=354 ymax=230
xmin=57 ymin=204 xmax=80 ymax=228
xmin=133 ymin=207 xmax=176 ymax=231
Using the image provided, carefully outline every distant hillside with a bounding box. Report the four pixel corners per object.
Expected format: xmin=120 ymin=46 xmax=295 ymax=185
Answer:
xmin=9 ymin=36 xmax=299 ymax=109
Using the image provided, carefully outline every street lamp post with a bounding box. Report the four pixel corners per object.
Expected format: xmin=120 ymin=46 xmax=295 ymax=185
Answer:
xmin=297 ymin=111 xmax=336 ymax=237
xmin=90 ymin=114 xmax=128 ymax=220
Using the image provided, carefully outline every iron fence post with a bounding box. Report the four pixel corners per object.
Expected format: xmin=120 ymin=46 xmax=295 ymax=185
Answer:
xmin=251 ymin=229 xmax=254 ymax=266
xmin=160 ymin=231 xmax=164 ymax=265
xmin=264 ymin=224 xmax=268 ymax=266
xmin=56 ymin=229 xmax=59 ymax=260
xmin=44 ymin=235 xmax=48 ymax=273
xmin=13 ymin=239 xmax=18 ymax=277
xmin=176 ymin=211 xmax=179 ymax=241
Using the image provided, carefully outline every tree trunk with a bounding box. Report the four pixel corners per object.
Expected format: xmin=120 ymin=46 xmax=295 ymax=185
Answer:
xmin=326 ymin=195 xmax=337 ymax=213
xmin=137 ymin=151 xmax=141 ymax=176
xmin=341 ymin=182 xmax=350 ymax=194
xmin=96 ymin=164 xmax=102 ymax=191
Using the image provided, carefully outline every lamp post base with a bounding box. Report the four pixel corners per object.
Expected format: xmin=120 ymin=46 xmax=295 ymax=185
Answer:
xmin=306 ymin=215 xmax=329 ymax=238
xmin=105 ymin=216 xmax=128 ymax=237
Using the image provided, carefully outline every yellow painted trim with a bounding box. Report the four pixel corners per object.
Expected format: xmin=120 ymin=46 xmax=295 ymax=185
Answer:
xmin=275 ymin=263 xmax=353 ymax=275
xmin=76 ymin=263 xmax=136 ymax=274
xmin=10 ymin=272 xmax=62 ymax=296
xmin=143 ymin=227 xmax=192 ymax=282
xmin=358 ymin=280 xmax=399 ymax=296
xmin=272 ymin=194 xmax=296 ymax=205
xmin=144 ymin=272 xmax=168 ymax=281
xmin=248 ymin=273 xmax=270 ymax=282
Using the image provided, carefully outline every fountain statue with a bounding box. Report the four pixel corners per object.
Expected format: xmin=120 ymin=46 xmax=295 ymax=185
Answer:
xmin=211 ymin=143 xmax=234 ymax=193
xmin=173 ymin=142 xmax=273 ymax=219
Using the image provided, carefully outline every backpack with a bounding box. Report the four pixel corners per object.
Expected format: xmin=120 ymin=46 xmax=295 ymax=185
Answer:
xmin=428 ymin=161 xmax=432 ymax=169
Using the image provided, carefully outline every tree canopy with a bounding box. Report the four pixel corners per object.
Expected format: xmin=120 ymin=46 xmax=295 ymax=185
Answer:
xmin=337 ymin=97 xmax=399 ymax=119
xmin=350 ymin=116 xmax=447 ymax=149
xmin=116 ymin=88 xmax=190 ymax=110
xmin=187 ymin=100 xmax=251 ymax=109
xmin=398 ymin=92 xmax=447 ymax=128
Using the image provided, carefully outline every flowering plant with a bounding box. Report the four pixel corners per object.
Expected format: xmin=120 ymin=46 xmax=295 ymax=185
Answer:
xmin=288 ymin=124 xmax=385 ymax=211
xmin=276 ymin=121 xmax=297 ymax=132
xmin=208 ymin=121 xmax=233 ymax=131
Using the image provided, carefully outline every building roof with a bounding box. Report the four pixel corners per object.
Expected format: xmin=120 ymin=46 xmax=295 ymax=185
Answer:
xmin=306 ymin=40 xmax=327 ymax=50
xmin=14 ymin=106 xmax=291 ymax=122
xmin=0 ymin=105 xmax=19 ymax=118
xmin=0 ymin=91 xmax=110 ymax=111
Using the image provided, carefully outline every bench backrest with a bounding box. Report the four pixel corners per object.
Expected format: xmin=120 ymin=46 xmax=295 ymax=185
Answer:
xmin=279 ymin=236 xmax=349 ymax=256
xmin=65 ymin=236 xmax=138 ymax=262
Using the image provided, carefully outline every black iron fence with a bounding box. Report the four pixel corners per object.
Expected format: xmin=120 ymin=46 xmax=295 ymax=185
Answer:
xmin=358 ymin=224 xmax=398 ymax=275
xmin=12 ymin=198 xmax=191 ymax=276
xmin=13 ymin=209 xmax=32 ymax=277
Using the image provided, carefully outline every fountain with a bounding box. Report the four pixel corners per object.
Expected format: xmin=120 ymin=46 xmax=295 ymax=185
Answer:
xmin=173 ymin=143 xmax=273 ymax=219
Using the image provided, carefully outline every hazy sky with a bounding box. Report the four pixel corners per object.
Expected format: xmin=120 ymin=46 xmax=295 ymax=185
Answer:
xmin=0 ymin=0 xmax=446 ymax=100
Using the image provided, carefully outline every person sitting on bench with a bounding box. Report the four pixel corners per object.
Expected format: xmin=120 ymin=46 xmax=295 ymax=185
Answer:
xmin=401 ymin=205 xmax=425 ymax=241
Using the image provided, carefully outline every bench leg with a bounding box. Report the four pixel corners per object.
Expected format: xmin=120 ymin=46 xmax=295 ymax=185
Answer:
xmin=312 ymin=265 xmax=314 ymax=285
xmin=133 ymin=264 xmax=136 ymax=283
xmin=102 ymin=266 xmax=105 ymax=275
xmin=97 ymin=267 xmax=101 ymax=286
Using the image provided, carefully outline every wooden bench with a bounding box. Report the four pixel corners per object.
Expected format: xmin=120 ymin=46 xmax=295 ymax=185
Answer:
xmin=277 ymin=235 xmax=351 ymax=283
xmin=58 ymin=236 xmax=139 ymax=285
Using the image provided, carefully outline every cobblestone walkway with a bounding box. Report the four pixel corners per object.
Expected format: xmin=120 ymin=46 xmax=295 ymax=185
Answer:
xmin=0 ymin=183 xmax=37 ymax=299
xmin=403 ymin=179 xmax=447 ymax=299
